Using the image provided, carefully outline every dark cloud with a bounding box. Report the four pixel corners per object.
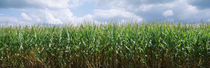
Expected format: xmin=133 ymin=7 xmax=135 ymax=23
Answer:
xmin=0 ymin=0 xmax=30 ymax=8
xmin=0 ymin=0 xmax=69 ymax=9
xmin=189 ymin=0 xmax=210 ymax=9
xmin=0 ymin=0 xmax=210 ymax=24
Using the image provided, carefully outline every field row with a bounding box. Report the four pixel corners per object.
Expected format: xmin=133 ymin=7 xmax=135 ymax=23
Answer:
xmin=0 ymin=24 xmax=209 ymax=67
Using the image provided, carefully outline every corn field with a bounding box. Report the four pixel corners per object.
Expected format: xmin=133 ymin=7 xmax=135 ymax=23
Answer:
xmin=0 ymin=23 xmax=209 ymax=68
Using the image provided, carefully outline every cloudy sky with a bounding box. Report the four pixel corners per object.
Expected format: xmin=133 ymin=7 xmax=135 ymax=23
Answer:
xmin=0 ymin=0 xmax=210 ymax=25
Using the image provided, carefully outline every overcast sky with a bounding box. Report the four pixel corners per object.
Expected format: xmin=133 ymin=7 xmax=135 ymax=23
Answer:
xmin=0 ymin=0 xmax=210 ymax=25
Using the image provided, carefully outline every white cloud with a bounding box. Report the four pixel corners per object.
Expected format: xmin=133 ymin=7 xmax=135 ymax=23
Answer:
xmin=0 ymin=0 xmax=79 ymax=25
xmin=21 ymin=13 xmax=32 ymax=21
xmin=18 ymin=9 xmax=74 ymax=24
xmin=68 ymin=0 xmax=91 ymax=8
xmin=163 ymin=10 xmax=174 ymax=17
xmin=0 ymin=15 xmax=28 ymax=25
xmin=93 ymin=9 xmax=143 ymax=22
xmin=44 ymin=10 xmax=63 ymax=24
xmin=138 ymin=4 xmax=153 ymax=12
xmin=1 ymin=0 xmax=210 ymax=25
xmin=18 ymin=7 xmax=143 ymax=25
xmin=22 ymin=8 xmax=97 ymax=25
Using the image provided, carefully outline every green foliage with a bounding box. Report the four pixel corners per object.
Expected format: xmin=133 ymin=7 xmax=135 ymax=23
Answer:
xmin=0 ymin=23 xmax=209 ymax=68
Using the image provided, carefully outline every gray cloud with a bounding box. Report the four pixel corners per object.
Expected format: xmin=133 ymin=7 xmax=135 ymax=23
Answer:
xmin=94 ymin=0 xmax=210 ymax=22
xmin=142 ymin=0 xmax=173 ymax=4
xmin=0 ymin=0 xmax=210 ymax=25
xmin=0 ymin=0 xmax=30 ymax=8
xmin=189 ymin=0 xmax=210 ymax=9
xmin=0 ymin=0 xmax=70 ymax=9
xmin=96 ymin=0 xmax=174 ymax=8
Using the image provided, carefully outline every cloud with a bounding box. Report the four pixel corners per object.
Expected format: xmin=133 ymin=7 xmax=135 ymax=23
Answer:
xmin=163 ymin=10 xmax=174 ymax=17
xmin=208 ymin=19 xmax=210 ymax=22
xmin=68 ymin=0 xmax=92 ymax=8
xmin=138 ymin=4 xmax=153 ymax=12
xmin=0 ymin=0 xmax=210 ymax=25
xmin=93 ymin=9 xmax=143 ymax=22
xmin=0 ymin=14 xmax=28 ymax=25
xmin=141 ymin=0 xmax=174 ymax=4
xmin=95 ymin=0 xmax=175 ymax=10
xmin=0 ymin=0 xmax=84 ymax=25
xmin=189 ymin=0 xmax=210 ymax=9
xmin=93 ymin=0 xmax=177 ymax=21
xmin=0 ymin=0 xmax=70 ymax=9
xmin=44 ymin=10 xmax=63 ymax=24
xmin=0 ymin=0 xmax=145 ymax=25
xmin=19 ymin=9 xmax=74 ymax=24
xmin=21 ymin=13 xmax=32 ymax=21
